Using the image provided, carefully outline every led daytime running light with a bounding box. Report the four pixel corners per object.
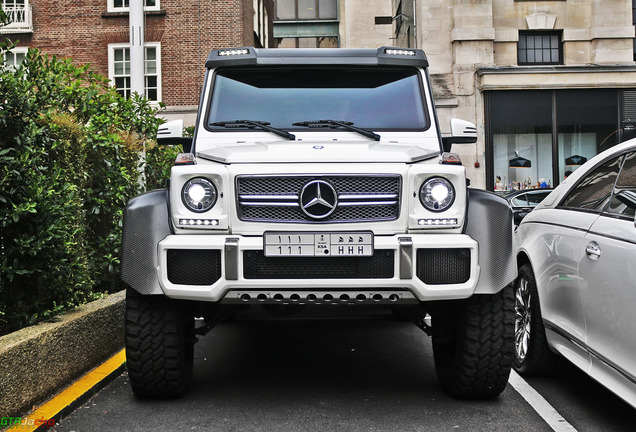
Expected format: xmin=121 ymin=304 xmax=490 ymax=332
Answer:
xmin=418 ymin=218 xmax=458 ymax=226
xmin=179 ymin=219 xmax=220 ymax=226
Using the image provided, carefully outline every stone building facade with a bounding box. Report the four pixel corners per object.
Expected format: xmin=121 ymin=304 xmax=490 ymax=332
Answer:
xmin=1 ymin=0 xmax=275 ymax=124
xmin=272 ymin=0 xmax=394 ymax=49
xmin=393 ymin=0 xmax=636 ymax=190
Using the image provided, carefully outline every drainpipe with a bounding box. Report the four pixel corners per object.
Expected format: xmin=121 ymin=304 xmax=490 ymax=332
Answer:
xmin=129 ymin=0 xmax=145 ymax=97
xmin=412 ymin=0 xmax=417 ymax=49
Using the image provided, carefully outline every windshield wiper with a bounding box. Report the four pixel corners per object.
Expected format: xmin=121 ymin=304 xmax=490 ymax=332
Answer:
xmin=292 ymin=120 xmax=381 ymax=141
xmin=210 ymin=120 xmax=296 ymax=140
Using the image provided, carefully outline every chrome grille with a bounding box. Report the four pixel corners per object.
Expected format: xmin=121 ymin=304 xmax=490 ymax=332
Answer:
xmin=236 ymin=175 xmax=401 ymax=223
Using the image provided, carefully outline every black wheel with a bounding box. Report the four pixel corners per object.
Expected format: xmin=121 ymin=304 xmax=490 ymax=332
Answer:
xmin=125 ymin=287 xmax=195 ymax=398
xmin=432 ymin=286 xmax=515 ymax=399
xmin=513 ymin=263 xmax=554 ymax=375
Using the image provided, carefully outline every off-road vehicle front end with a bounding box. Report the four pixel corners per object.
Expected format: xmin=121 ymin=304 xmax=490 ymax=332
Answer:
xmin=121 ymin=47 xmax=516 ymax=400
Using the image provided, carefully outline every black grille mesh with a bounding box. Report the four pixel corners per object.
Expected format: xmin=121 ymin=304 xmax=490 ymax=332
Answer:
xmin=167 ymin=249 xmax=222 ymax=286
xmin=416 ymin=248 xmax=471 ymax=285
xmin=237 ymin=176 xmax=400 ymax=195
xmin=237 ymin=175 xmax=401 ymax=222
xmin=243 ymin=250 xmax=394 ymax=279
xmin=239 ymin=204 xmax=398 ymax=222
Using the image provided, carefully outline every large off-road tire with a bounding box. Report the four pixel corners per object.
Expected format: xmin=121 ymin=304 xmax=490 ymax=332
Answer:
xmin=513 ymin=263 xmax=554 ymax=375
xmin=432 ymin=286 xmax=515 ymax=399
xmin=125 ymin=287 xmax=195 ymax=398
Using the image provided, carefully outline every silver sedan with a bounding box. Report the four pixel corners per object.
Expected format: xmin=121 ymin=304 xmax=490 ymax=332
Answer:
xmin=514 ymin=138 xmax=636 ymax=409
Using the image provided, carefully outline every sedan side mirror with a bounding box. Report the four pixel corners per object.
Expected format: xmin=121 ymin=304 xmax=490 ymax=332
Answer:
xmin=442 ymin=118 xmax=477 ymax=152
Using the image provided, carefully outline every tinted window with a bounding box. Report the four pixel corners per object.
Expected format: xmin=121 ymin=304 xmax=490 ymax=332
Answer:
xmin=561 ymin=156 xmax=624 ymax=211
xmin=511 ymin=195 xmax=528 ymax=206
xmin=207 ymin=67 xmax=429 ymax=131
xmin=527 ymin=191 xmax=551 ymax=206
xmin=607 ymin=152 xmax=636 ymax=217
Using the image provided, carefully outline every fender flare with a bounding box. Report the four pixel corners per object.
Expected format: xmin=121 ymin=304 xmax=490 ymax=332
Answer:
xmin=120 ymin=189 xmax=172 ymax=295
xmin=464 ymin=188 xmax=517 ymax=294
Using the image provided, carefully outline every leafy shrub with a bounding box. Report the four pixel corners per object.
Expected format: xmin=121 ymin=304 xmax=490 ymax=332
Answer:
xmin=0 ymin=43 xmax=173 ymax=334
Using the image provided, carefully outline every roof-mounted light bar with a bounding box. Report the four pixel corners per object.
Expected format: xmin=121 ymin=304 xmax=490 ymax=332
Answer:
xmin=218 ymin=49 xmax=250 ymax=57
xmin=384 ymin=49 xmax=417 ymax=56
xmin=206 ymin=46 xmax=428 ymax=68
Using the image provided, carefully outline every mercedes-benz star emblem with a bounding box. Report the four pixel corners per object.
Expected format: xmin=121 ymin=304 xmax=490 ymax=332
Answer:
xmin=299 ymin=180 xmax=338 ymax=219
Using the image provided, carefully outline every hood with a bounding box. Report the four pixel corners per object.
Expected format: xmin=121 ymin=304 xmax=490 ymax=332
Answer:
xmin=195 ymin=139 xmax=440 ymax=164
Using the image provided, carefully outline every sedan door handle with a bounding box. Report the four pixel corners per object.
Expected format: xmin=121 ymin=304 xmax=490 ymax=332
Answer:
xmin=585 ymin=243 xmax=601 ymax=260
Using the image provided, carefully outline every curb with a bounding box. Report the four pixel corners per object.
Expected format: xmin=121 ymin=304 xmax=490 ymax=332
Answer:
xmin=0 ymin=291 xmax=126 ymax=422
xmin=4 ymin=350 xmax=126 ymax=432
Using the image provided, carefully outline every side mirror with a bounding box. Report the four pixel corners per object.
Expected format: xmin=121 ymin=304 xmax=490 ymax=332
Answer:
xmin=157 ymin=119 xmax=193 ymax=153
xmin=442 ymin=118 xmax=477 ymax=152
xmin=615 ymin=190 xmax=636 ymax=228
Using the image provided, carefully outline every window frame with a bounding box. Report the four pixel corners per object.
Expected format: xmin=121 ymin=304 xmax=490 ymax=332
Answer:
xmin=107 ymin=42 xmax=162 ymax=103
xmin=2 ymin=46 xmax=28 ymax=69
xmin=204 ymin=66 xmax=431 ymax=133
xmin=558 ymin=154 xmax=625 ymax=214
xmin=275 ymin=0 xmax=338 ymax=21
xmin=106 ymin=0 xmax=160 ymax=13
xmin=605 ymin=151 xmax=636 ymax=220
xmin=518 ymin=30 xmax=563 ymax=66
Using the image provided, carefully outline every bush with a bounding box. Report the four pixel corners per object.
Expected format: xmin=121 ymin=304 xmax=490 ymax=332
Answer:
xmin=0 ymin=43 xmax=174 ymax=334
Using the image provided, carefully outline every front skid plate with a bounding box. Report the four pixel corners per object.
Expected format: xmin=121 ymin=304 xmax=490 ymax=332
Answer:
xmin=221 ymin=290 xmax=419 ymax=305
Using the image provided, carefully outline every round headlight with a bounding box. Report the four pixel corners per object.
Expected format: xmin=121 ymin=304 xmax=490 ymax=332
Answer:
xmin=419 ymin=177 xmax=455 ymax=212
xmin=182 ymin=177 xmax=217 ymax=212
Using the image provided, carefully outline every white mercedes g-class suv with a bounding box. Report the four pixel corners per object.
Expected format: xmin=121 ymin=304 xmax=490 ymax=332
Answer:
xmin=121 ymin=47 xmax=516 ymax=400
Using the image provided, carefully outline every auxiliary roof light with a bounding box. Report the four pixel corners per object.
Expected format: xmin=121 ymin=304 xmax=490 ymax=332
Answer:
xmin=385 ymin=49 xmax=417 ymax=56
xmin=218 ymin=49 xmax=250 ymax=56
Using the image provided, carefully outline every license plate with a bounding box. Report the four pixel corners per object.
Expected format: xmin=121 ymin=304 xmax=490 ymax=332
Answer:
xmin=264 ymin=232 xmax=373 ymax=257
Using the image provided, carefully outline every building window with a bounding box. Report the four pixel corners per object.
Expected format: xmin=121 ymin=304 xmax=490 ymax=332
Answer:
xmin=1 ymin=47 xmax=27 ymax=69
xmin=1 ymin=0 xmax=32 ymax=32
xmin=518 ymin=31 xmax=562 ymax=65
xmin=108 ymin=43 xmax=161 ymax=102
xmin=275 ymin=0 xmax=337 ymax=20
xmin=486 ymin=89 xmax=622 ymax=191
xmin=375 ymin=16 xmax=392 ymax=25
xmin=107 ymin=0 xmax=159 ymax=13
xmin=276 ymin=36 xmax=338 ymax=48
xmin=1 ymin=0 xmax=25 ymax=13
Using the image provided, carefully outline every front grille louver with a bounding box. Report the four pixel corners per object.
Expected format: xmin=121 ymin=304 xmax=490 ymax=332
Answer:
xmin=236 ymin=175 xmax=401 ymax=223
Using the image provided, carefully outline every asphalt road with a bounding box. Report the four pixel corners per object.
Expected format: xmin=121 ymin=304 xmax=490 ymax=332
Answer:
xmin=52 ymin=307 xmax=634 ymax=432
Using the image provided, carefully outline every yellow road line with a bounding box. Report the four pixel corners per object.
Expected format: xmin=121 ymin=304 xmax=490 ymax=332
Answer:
xmin=6 ymin=349 xmax=126 ymax=432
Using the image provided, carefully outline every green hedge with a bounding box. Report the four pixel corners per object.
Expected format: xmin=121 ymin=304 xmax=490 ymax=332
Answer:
xmin=0 ymin=43 xmax=177 ymax=334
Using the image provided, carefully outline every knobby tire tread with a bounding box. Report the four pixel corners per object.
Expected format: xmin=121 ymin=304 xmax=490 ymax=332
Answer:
xmin=433 ymin=287 xmax=515 ymax=399
xmin=125 ymin=288 xmax=194 ymax=398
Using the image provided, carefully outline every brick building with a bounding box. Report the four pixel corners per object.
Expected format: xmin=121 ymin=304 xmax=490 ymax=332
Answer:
xmin=1 ymin=0 xmax=275 ymax=123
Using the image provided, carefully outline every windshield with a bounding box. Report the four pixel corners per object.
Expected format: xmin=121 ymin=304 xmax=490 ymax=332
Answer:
xmin=206 ymin=67 xmax=429 ymax=132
